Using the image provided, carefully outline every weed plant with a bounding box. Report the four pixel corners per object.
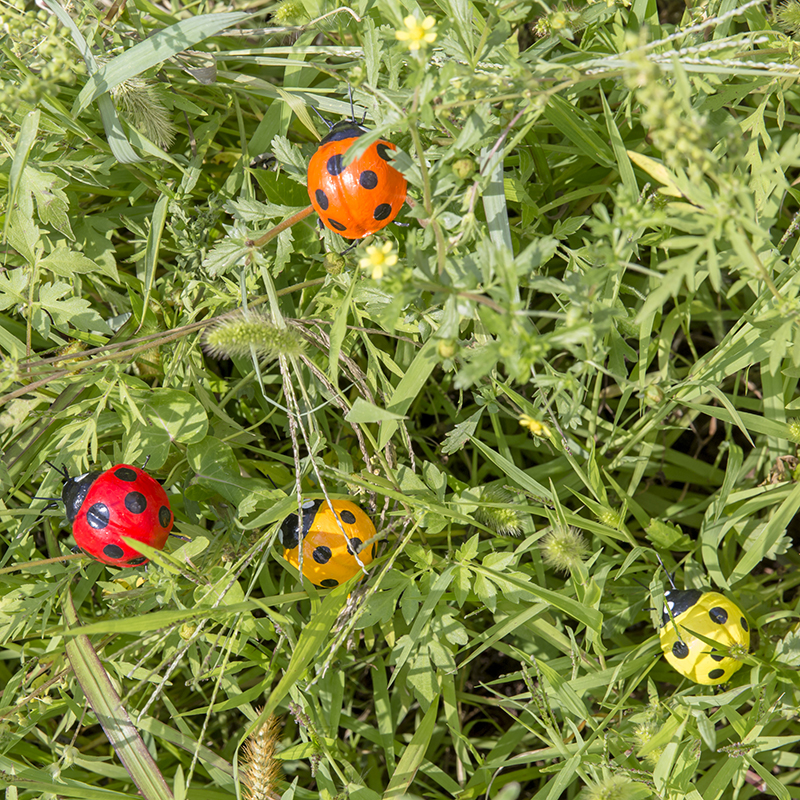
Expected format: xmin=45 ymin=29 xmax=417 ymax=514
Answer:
xmin=2 ymin=0 xmax=800 ymax=798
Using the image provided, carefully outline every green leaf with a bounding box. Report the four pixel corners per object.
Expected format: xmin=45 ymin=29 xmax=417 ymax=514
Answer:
xmin=256 ymin=581 xmax=351 ymax=720
xmin=63 ymin=589 xmax=174 ymax=799
xmin=544 ymin=95 xmax=613 ymax=167
xmin=345 ymin=397 xmax=408 ymax=424
xmin=39 ymin=244 xmax=119 ymax=281
xmin=3 ymin=109 xmax=39 ymax=247
xmin=383 ymin=696 xmax=440 ymax=800
xmin=378 ymin=338 xmax=439 ymax=449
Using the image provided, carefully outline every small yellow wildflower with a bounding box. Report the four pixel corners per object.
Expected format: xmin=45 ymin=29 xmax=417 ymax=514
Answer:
xmin=519 ymin=414 xmax=549 ymax=438
xmin=359 ymin=241 xmax=398 ymax=280
xmin=395 ymin=15 xmax=437 ymax=51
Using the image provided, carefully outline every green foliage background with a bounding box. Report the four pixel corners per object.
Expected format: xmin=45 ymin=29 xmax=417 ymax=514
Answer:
xmin=2 ymin=0 xmax=800 ymax=798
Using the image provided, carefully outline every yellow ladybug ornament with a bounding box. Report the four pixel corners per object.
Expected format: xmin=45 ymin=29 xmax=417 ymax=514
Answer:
xmin=279 ymin=498 xmax=376 ymax=588
xmin=659 ymin=587 xmax=750 ymax=685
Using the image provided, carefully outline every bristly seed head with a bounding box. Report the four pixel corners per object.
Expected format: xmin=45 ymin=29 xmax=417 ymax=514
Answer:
xmin=581 ymin=775 xmax=640 ymax=800
xmin=475 ymin=486 xmax=524 ymax=537
xmin=777 ymin=0 xmax=800 ymax=34
xmin=203 ymin=310 xmax=307 ymax=362
xmin=242 ymin=713 xmax=281 ymax=800
xmin=541 ymin=526 xmax=590 ymax=574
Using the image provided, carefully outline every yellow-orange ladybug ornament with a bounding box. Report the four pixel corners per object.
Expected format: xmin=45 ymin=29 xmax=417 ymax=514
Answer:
xmin=659 ymin=588 xmax=750 ymax=685
xmin=279 ymin=498 xmax=375 ymax=587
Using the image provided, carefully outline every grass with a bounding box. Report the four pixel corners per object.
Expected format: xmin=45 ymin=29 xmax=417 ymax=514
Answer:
xmin=2 ymin=0 xmax=800 ymax=798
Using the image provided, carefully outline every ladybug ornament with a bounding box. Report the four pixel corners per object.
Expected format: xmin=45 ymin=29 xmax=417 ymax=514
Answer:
xmin=279 ymin=498 xmax=376 ymax=587
xmin=307 ymin=111 xmax=407 ymax=240
xmin=659 ymin=585 xmax=750 ymax=685
xmin=51 ymin=462 xmax=174 ymax=567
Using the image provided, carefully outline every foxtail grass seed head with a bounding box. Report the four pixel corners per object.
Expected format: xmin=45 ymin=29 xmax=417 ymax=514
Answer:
xmin=242 ymin=714 xmax=281 ymax=800
xmin=599 ymin=508 xmax=621 ymax=528
xmin=541 ymin=527 xmax=590 ymax=574
xmin=112 ymin=76 xmax=175 ymax=150
xmin=581 ymin=775 xmax=639 ymax=800
xmin=203 ymin=311 xmax=307 ymax=362
xmin=777 ymin=0 xmax=800 ymax=34
xmin=632 ymin=718 xmax=659 ymax=755
xmin=475 ymin=486 xmax=524 ymax=536
xmin=272 ymin=0 xmax=310 ymax=25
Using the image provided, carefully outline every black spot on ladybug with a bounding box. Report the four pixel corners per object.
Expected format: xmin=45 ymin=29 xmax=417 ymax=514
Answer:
xmin=347 ymin=537 xmax=363 ymax=555
xmin=709 ymin=606 xmax=728 ymax=625
xmin=86 ymin=503 xmax=110 ymax=529
xmin=741 ymin=617 xmax=749 ymax=632
xmin=115 ymin=467 xmax=137 ymax=482
xmin=708 ymin=668 xmax=725 ymax=680
xmin=159 ymin=506 xmax=171 ymax=528
xmin=376 ymin=143 xmax=393 ymax=162
xmin=127 ymin=556 xmax=147 ymax=566
xmin=328 ymin=218 xmax=347 ymax=232
xmin=320 ymin=578 xmax=338 ymax=587
xmin=672 ymin=641 xmax=690 ymax=659
xmin=710 ymin=650 xmax=725 ymax=662
xmin=374 ymin=204 xmax=391 ymax=221
xmin=103 ymin=543 xmax=124 ymax=559
xmin=327 ymin=154 xmax=344 ymax=176
xmin=313 ymin=546 xmax=332 ymax=564
xmin=125 ymin=491 xmax=147 ymax=514
xmin=340 ymin=510 xmax=357 ymax=524
xmin=359 ymin=170 xmax=378 ymax=190
xmin=315 ymin=189 xmax=329 ymax=210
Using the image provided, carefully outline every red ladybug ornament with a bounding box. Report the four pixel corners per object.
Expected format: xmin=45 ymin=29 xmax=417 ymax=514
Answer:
xmin=307 ymin=119 xmax=407 ymax=240
xmin=57 ymin=463 xmax=174 ymax=567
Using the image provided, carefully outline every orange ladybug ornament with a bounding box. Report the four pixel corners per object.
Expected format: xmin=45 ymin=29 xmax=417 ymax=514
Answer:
xmin=307 ymin=116 xmax=407 ymax=240
xmin=279 ymin=498 xmax=376 ymax=587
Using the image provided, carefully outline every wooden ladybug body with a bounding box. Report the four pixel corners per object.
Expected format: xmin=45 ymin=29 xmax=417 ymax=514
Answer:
xmin=307 ymin=119 xmax=407 ymax=240
xmin=659 ymin=588 xmax=750 ymax=685
xmin=60 ymin=464 xmax=173 ymax=567
xmin=279 ymin=498 xmax=375 ymax=587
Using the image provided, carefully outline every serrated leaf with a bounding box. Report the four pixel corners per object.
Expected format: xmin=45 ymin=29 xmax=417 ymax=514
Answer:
xmin=442 ymin=409 xmax=483 ymax=456
xmin=39 ymin=244 xmax=119 ymax=281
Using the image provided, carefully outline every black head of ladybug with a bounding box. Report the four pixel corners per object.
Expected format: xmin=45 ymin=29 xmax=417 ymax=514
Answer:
xmin=44 ymin=461 xmax=102 ymax=523
xmin=661 ymin=588 xmax=705 ymax=627
xmin=61 ymin=471 xmax=102 ymax=522
xmin=319 ymin=120 xmax=369 ymax=145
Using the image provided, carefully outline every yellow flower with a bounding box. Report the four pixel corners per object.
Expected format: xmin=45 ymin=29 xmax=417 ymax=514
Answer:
xmin=395 ymin=15 xmax=437 ymax=51
xmin=359 ymin=241 xmax=398 ymax=280
xmin=519 ymin=414 xmax=549 ymax=437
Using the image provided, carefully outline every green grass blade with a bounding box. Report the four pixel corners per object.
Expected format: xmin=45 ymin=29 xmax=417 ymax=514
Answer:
xmin=62 ymin=589 xmax=174 ymax=800
xmin=382 ymin=696 xmax=439 ymax=800
xmin=378 ymin=338 xmax=438 ymax=449
xmin=138 ymin=193 xmax=169 ymax=332
xmin=257 ymin=581 xmax=351 ymax=720
xmin=482 ymin=147 xmax=513 ymax=251
xmin=73 ymin=12 xmax=252 ymax=115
